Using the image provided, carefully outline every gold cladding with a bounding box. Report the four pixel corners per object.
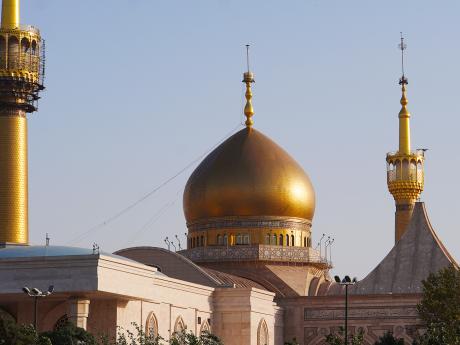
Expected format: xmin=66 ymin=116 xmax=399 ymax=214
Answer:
xmin=183 ymin=127 xmax=316 ymax=224
xmin=0 ymin=115 xmax=28 ymax=244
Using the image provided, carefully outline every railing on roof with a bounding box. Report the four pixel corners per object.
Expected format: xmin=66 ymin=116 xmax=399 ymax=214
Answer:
xmin=180 ymin=244 xmax=332 ymax=266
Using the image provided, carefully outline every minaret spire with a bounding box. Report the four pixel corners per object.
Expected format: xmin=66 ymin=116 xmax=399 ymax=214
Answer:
xmin=398 ymin=33 xmax=411 ymax=155
xmin=1 ymin=0 xmax=19 ymax=29
xmin=386 ymin=34 xmax=425 ymax=244
xmin=243 ymin=44 xmax=255 ymax=128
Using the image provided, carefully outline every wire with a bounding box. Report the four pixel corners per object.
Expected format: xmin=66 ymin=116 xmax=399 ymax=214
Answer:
xmin=123 ymin=195 xmax=179 ymax=247
xmin=68 ymin=123 xmax=242 ymax=245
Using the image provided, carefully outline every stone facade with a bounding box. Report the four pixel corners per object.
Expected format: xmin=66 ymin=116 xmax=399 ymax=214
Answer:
xmin=0 ymin=247 xmax=279 ymax=345
xmin=280 ymin=294 xmax=422 ymax=344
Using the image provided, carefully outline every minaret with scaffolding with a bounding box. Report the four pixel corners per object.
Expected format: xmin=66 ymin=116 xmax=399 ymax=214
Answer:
xmin=0 ymin=0 xmax=45 ymax=246
xmin=386 ymin=34 xmax=424 ymax=243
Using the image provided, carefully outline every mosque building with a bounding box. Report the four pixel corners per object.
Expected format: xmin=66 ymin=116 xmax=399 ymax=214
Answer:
xmin=0 ymin=1 xmax=457 ymax=344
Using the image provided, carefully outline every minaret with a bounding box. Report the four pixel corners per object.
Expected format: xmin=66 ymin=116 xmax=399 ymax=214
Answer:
xmin=386 ymin=34 xmax=424 ymax=243
xmin=0 ymin=0 xmax=44 ymax=246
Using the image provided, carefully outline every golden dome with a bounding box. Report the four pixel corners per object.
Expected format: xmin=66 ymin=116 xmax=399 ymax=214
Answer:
xmin=183 ymin=127 xmax=315 ymax=224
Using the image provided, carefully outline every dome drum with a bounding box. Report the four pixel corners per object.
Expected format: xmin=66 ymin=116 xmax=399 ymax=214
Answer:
xmin=186 ymin=215 xmax=312 ymax=232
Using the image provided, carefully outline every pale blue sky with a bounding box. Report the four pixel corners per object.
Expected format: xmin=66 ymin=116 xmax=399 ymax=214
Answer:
xmin=22 ymin=0 xmax=460 ymax=278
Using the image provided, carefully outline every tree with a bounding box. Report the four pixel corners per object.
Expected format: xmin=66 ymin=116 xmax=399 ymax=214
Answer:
xmin=325 ymin=328 xmax=364 ymax=345
xmin=0 ymin=317 xmax=51 ymax=345
xmin=416 ymin=265 xmax=460 ymax=345
xmin=374 ymin=332 xmax=404 ymax=345
xmin=114 ymin=324 xmax=223 ymax=345
xmin=169 ymin=330 xmax=223 ymax=345
xmin=41 ymin=321 xmax=97 ymax=345
xmin=114 ymin=323 xmax=163 ymax=345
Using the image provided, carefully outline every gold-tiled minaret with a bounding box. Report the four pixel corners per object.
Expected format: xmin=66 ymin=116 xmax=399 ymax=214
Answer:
xmin=386 ymin=35 xmax=424 ymax=243
xmin=0 ymin=0 xmax=44 ymax=246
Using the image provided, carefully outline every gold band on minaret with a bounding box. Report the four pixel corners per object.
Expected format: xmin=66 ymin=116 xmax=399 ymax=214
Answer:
xmin=0 ymin=0 xmax=44 ymax=246
xmin=1 ymin=0 xmax=19 ymax=29
xmin=386 ymin=35 xmax=424 ymax=243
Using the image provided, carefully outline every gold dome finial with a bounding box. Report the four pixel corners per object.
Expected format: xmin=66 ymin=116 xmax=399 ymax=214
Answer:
xmin=243 ymin=44 xmax=255 ymax=128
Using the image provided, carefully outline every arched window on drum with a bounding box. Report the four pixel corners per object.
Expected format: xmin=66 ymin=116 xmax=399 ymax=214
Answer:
xmin=8 ymin=36 xmax=19 ymax=69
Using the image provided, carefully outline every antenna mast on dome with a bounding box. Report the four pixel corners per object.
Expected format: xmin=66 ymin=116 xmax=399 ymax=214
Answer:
xmin=243 ymin=44 xmax=255 ymax=128
xmin=398 ymin=32 xmax=408 ymax=86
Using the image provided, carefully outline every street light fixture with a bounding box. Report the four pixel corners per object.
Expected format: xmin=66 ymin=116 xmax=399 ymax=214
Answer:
xmin=22 ymin=285 xmax=54 ymax=330
xmin=334 ymin=275 xmax=357 ymax=345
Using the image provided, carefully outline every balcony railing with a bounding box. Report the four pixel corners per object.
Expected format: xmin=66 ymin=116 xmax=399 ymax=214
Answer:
xmin=0 ymin=25 xmax=40 ymax=35
xmin=180 ymin=244 xmax=331 ymax=266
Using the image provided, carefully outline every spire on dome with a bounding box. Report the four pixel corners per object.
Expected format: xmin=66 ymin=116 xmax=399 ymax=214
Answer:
xmin=243 ymin=44 xmax=255 ymax=128
xmin=1 ymin=0 xmax=19 ymax=29
xmin=397 ymin=33 xmax=411 ymax=155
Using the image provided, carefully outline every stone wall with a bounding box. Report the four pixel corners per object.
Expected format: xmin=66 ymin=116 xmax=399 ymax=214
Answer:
xmin=279 ymin=293 xmax=423 ymax=345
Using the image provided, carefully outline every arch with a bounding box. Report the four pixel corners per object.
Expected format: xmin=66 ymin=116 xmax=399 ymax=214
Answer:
xmin=236 ymin=233 xmax=242 ymax=245
xmin=53 ymin=314 xmax=68 ymax=331
xmin=402 ymin=159 xmax=409 ymax=178
xmin=307 ymin=237 xmax=312 ymax=247
xmin=286 ymin=234 xmax=290 ymax=246
xmin=395 ymin=160 xmax=402 ymax=179
xmin=291 ymin=235 xmax=295 ymax=246
xmin=279 ymin=234 xmax=283 ymax=246
xmin=192 ymin=237 xmax=195 ymax=248
xmin=243 ymin=233 xmax=250 ymax=245
xmin=272 ymin=234 xmax=277 ymax=245
xmin=21 ymin=37 xmax=30 ymax=54
xmin=200 ymin=319 xmax=211 ymax=335
xmin=417 ymin=161 xmax=423 ymax=182
xmin=200 ymin=235 xmax=204 ymax=246
xmin=304 ymin=237 xmax=307 ymax=247
xmin=31 ymin=40 xmax=37 ymax=55
xmin=217 ymin=234 xmax=222 ymax=245
xmin=257 ymin=319 xmax=269 ymax=345
xmin=8 ymin=35 xmax=19 ymax=69
xmin=265 ymin=234 xmax=270 ymax=245
xmin=145 ymin=311 xmax=158 ymax=338
xmin=223 ymin=234 xmax=228 ymax=245
xmin=174 ymin=316 xmax=186 ymax=334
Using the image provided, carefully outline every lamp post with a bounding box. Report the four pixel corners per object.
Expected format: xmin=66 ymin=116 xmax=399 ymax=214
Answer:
xmin=22 ymin=285 xmax=54 ymax=330
xmin=334 ymin=275 xmax=357 ymax=345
